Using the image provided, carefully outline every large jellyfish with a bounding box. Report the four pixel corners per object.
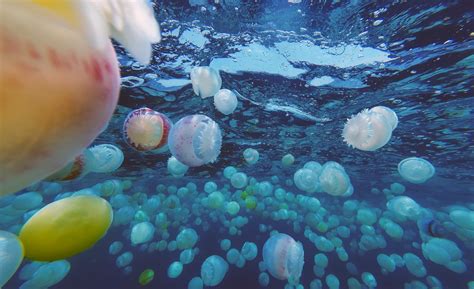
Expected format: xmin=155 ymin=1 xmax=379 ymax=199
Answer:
xmin=0 ymin=230 xmax=24 ymax=287
xmin=214 ymin=89 xmax=238 ymax=115
xmin=262 ymin=233 xmax=304 ymax=285
xmin=168 ymin=115 xmax=223 ymax=167
xmin=190 ymin=66 xmax=222 ymax=98
xmin=398 ymin=157 xmax=435 ymax=184
xmin=19 ymin=195 xmax=113 ymax=261
xmin=342 ymin=106 xmax=398 ymax=151
xmin=44 ymin=149 xmax=94 ymax=182
xmin=0 ymin=1 xmax=160 ymax=196
xmin=87 ymin=144 xmax=124 ymax=173
xmin=123 ymin=107 xmax=172 ymax=152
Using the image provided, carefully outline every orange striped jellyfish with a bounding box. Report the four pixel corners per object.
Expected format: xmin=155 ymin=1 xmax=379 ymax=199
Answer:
xmin=0 ymin=1 xmax=160 ymax=195
xmin=123 ymin=108 xmax=172 ymax=152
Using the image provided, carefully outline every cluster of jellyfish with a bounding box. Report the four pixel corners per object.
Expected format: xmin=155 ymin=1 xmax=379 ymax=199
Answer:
xmin=1 ymin=66 xmax=472 ymax=289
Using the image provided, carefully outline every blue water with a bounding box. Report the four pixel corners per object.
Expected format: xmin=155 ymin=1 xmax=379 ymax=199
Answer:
xmin=3 ymin=0 xmax=474 ymax=288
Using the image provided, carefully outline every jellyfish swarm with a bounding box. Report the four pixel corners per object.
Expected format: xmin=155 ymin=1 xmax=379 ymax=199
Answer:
xmin=398 ymin=157 xmax=435 ymax=184
xmin=123 ymin=107 xmax=172 ymax=152
xmin=190 ymin=66 xmax=222 ymax=98
xmin=214 ymin=89 xmax=238 ymax=115
xmin=0 ymin=230 xmax=24 ymax=287
xmin=262 ymin=233 xmax=304 ymax=285
xmin=342 ymin=106 xmax=398 ymax=151
xmin=87 ymin=144 xmax=124 ymax=173
xmin=168 ymin=115 xmax=222 ymax=167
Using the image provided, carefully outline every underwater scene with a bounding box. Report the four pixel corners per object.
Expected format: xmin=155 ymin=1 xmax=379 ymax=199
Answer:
xmin=0 ymin=0 xmax=473 ymax=289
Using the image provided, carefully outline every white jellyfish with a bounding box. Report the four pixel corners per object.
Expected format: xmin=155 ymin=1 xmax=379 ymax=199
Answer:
xmin=318 ymin=162 xmax=352 ymax=197
xmin=387 ymin=196 xmax=421 ymax=218
xmin=214 ymin=89 xmax=238 ymax=115
xmin=190 ymin=66 xmax=222 ymax=98
xmin=243 ymin=148 xmax=259 ymax=165
xmin=263 ymin=233 xmax=304 ymax=285
xmin=201 ymin=255 xmax=229 ymax=286
xmin=398 ymin=157 xmax=435 ymax=184
xmin=168 ymin=115 xmax=223 ymax=167
xmin=167 ymin=156 xmax=189 ymax=177
xmin=294 ymin=168 xmax=319 ymax=193
xmin=131 ymin=222 xmax=155 ymax=245
xmin=0 ymin=230 xmax=24 ymax=287
xmin=87 ymin=144 xmax=124 ymax=173
xmin=342 ymin=106 xmax=397 ymax=151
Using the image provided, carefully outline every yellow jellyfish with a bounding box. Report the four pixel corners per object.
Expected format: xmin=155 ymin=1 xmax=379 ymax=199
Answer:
xmin=0 ymin=1 xmax=160 ymax=196
xmin=19 ymin=195 xmax=113 ymax=261
xmin=138 ymin=269 xmax=155 ymax=286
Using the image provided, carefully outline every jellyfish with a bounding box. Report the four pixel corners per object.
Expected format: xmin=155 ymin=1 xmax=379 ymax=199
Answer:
xmin=398 ymin=157 xmax=435 ymax=184
xmin=201 ymin=255 xmax=229 ymax=286
xmin=19 ymin=195 xmax=113 ymax=261
xmin=387 ymin=196 xmax=421 ymax=218
xmin=45 ymin=149 xmax=94 ymax=182
xmin=168 ymin=115 xmax=222 ymax=167
xmin=168 ymin=261 xmax=184 ymax=278
xmin=319 ymin=162 xmax=352 ymax=197
xmin=241 ymin=242 xmax=258 ymax=261
xmin=18 ymin=260 xmax=71 ymax=289
xmin=0 ymin=1 xmax=160 ymax=196
xmin=188 ymin=277 xmax=204 ymax=289
xmin=190 ymin=66 xmax=222 ymax=98
xmin=0 ymin=230 xmax=24 ymax=287
xmin=294 ymin=168 xmax=319 ymax=193
xmin=262 ymin=233 xmax=304 ymax=285
xmin=231 ymin=172 xmax=248 ymax=189
xmin=123 ymin=107 xmax=172 ymax=152
xmin=282 ymin=154 xmax=295 ymax=166
xmin=342 ymin=106 xmax=397 ymax=151
xmin=116 ymin=252 xmax=134 ymax=268
xmin=243 ymin=148 xmax=260 ymax=165
xmin=138 ymin=269 xmax=155 ymax=286
xmin=214 ymin=89 xmax=238 ymax=115
xmin=87 ymin=144 xmax=124 ymax=173
xmin=131 ymin=222 xmax=155 ymax=245
xmin=176 ymin=228 xmax=199 ymax=250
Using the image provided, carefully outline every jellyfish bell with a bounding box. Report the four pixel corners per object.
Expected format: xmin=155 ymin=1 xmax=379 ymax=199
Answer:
xmin=123 ymin=107 xmax=172 ymax=152
xmin=168 ymin=114 xmax=222 ymax=167
xmin=190 ymin=66 xmax=222 ymax=99
xmin=0 ymin=1 xmax=160 ymax=196
xmin=370 ymin=106 xmax=398 ymax=130
xmin=342 ymin=109 xmax=393 ymax=151
xmin=262 ymin=233 xmax=304 ymax=285
xmin=387 ymin=196 xmax=421 ymax=218
xmin=398 ymin=157 xmax=435 ymax=184
xmin=0 ymin=230 xmax=24 ymax=287
xmin=319 ymin=162 xmax=352 ymax=197
xmin=87 ymin=144 xmax=124 ymax=173
xmin=201 ymin=255 xmax=229 ymax=286
xmin=214 ymin=89 xmax=238 ymax=115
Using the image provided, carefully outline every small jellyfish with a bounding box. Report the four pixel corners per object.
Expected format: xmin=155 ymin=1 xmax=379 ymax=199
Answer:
xmin=214 ymin=89 xmax=238 ymax=115
xmin=87 ymin=144 xmax=124 ymax=173
xmin=138 ymin=269 xmax=155 ymax=286
xmin=131 ymin=222 xmax=155 ymax=245
xmin=387 ymin=196 xmax=421 ymax=218
xmin=167 ymin=156 xmax=189 ymax=177
xmin=294 ymin=168 xmax=319 ymax=193
xmin=342 ymin=106 xmax=397 ymax=151
xmin=19 ymin=195 xmax=113 ymax=261
xmin=319 ymin=162 xmax=352 ymax=197
xmin=176 ymin=228 xmax=198 ymax=250
xmin=188 ymin=277 xmax=204 ymax=289
xmin=201 ymin=255 xmax=229 ymax=286
xmin=168 ymin=261 xmax=183 ymax=278
xmin=282 ymin=154 xmax=295 ymax=167
xmin=45 ymin=150 xmax=93 ymax=182
xmin=0 ymin=230 xmax=24 ymax=287
xmin=123 ymin=107 xmax=172 ymax=152
xmin=263 ymin=233 xmax=304 ymax=285
xmin=398 ymin=157 xmax=435 ymax=184
xmin=241 ymin=242 xmax=258 ymax=261
xmin=243 ymin=148 xmax=260 ymax=165
xmin=190 ymin=66 xmax=222 ymax=98
xmin=168 ymin=115 xmax=222 ymax=167
xmin=231 ymin=172 xmax=248 ymax=189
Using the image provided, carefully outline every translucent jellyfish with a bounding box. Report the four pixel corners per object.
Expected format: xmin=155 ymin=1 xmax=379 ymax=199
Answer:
xmin=176 ymin=228 xmax=198 ymax=250
xmin=421 ymin=238 xmax=466 ymax=273
xmin=131 ymin=222 xmax=155 ymax=245
xmin=241 ymin=242 xmax=258 ymax=261
xmin=398 ymin=157 xmax=435 ymax=184
xmin=226 ymin=248 xmax=240 ymax=264
xmin=180 ymin=249 xmax=196 ymax=264
xmin=167 ymin=156 xmax=189 ymax=177
xmin=138 ymin=269 xmax=155 ymax=286
xmin=19 ymin=195 xmax=113 ymax=261
xmin=87 ymin=144 xmax=124 ymax=173
xmin=108 ymin=241 xmax=124 ymax=255
xmin=19 ymin=260 xmax=71 ymax=289
xmin=190 ymin=66 xmax=222 ymax=98
xmin=0 ymin=230 xmax=24 ymax=287
xmin=45 ymin=150 xmax=94 ymax=182
xmin=342 ymin=106 xmax=397 ymax=151
xmin=226 ymin=201 xmax=240 ymax=215
xmin=168 ymin=115 xmax=222 ymax=167
xmin=123 ymin=107 xmax=172 ymax=152
xmin=223 ymin=166 xmax=237 ymax=179
xmin=449 ymin=210 xmax=474 ymax=230
xmin=214 ymin=89 xmax=238 ymax=115
xmin=168 ymin=261 xmax=184 ymax=278
xmin=231 ymin=172 xmax=248 ymax=189
xmin=243 ymin=148 xmax=260 ymax=165
xmin=220 ymin=239 xmax=231 ymax=251
xmin=258 ymin=272 xmax=270 ymax=287
xmin=12 ymin=192 xmax=43 ymax=211
xmin=294 ymin=168 xmax=319 ymax=193
xmin=263 ymin=233 xmax=304 ymax=285
xmin=201 ymin=255 xmax=229 ymax=286
xmin=282 ymin=154 xmax=295 ymax=166
xmin=188 ymin=277 xmax=204 ymax=289
xmin=387 ymin=196 xmax=421 ymax=218
xmin=319 ymin=162 xmax=352 ymax=197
